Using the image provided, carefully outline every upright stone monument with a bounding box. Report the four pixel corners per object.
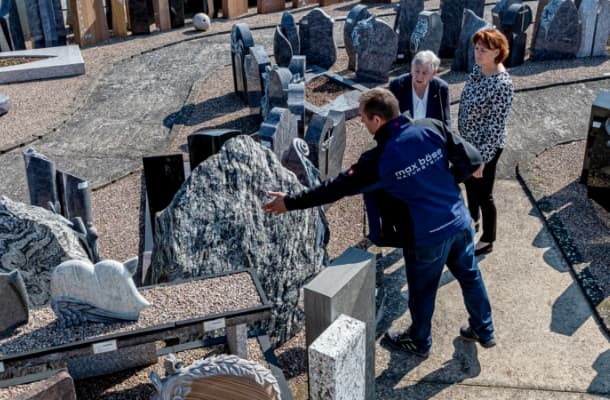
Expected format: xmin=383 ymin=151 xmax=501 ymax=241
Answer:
xmin=261 ymin=65 xmax=292 ymax=118
xmin=410 ymin=11 xmax=443 ymax=56
xmin=188 ymin=129 xmax=242 ymax=170
xmin=591 ymin=0 xmax=610 ymax=56
xmin=394 ymin=0 xmax=424 ymax=62
xmin=0 ymin=270 xmax=28 ymax=338
xmin=147 ymin=136 xmax=328 ymax=345
xmin=304 ymin=110 xmax=347 ymax=180
xmin=26 ymin=0 xmax=66 ymax=48
xmin=23 ymin=148 xmax=60 ymax=213
xmin=287 ymin=82 xmax=305 ymax=137
xmin=280 ymin=11 xmax=299 ymax=55
xmin=353 ymin=16 xmax=399 ymax=82
xmin=344 ymin=5 xmax=371 ymax=71
xmin=531 ymin=0 xmax=581 ymax=60
xmin=244 ymin=45 xmax=271 ymax=109
xmin=299 ymin=8 xmax=336 ymax=69
xmin=439 ymin=0 xmax=485 ymax=58
xmin=288 ymin=55 xmax=306 ymax=81
xmin=499 ymin=3 xmax=532 ymax=67
xmin=451 ymin=9 xmax=492 ymax=72
xmin=492 ymin=0 xmax=522 ymax=26
xmin=258 ymin=107 xmax=299 ymax=159
xmin=231 ymin=23 xmax=255 ymax=102
xmin=273 ymin=26 xmax=294 ymax=68
xmin=576 ymin=0 xmax=598 ymax=57
xmin=0 ymin=0 xmax=25 ymax=51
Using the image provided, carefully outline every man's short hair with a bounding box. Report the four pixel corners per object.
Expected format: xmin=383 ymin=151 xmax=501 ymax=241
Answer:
xmin=359 ymin=88 xmax=400 ymax=122
xmin=411 ymin=50 xmax=441 ymax=74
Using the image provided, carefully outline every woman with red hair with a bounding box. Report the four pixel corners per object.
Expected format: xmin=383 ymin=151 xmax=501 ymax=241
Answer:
xmin=458 ymin=28 xmax=514 ymax=256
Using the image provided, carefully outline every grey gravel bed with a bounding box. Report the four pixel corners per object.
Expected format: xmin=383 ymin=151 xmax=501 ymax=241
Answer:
xmin=0 ymin=272 xmax=261 ymax=356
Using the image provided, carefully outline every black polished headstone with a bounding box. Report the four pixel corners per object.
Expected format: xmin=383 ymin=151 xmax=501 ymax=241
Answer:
xmin=492 ymin=0 xmax=522 ymax=27
xmin=531 ymin=0 xmax=581 ymax=60
xmin=451 ymin=9 xmax=492 ymax=72
xmin=304 ymin=110 xmax=346 ymax=180
xmin=129 ymin=0 xmax=153 ymax=34
xmin=288 ymin=55 xmax=306 ymax=81
xmin=0 ymin=270 xmax=29 ymax=339
xmin=23 ymin=148 xmax=60 ymax=213
xmin=258 ymin=107 xmax=299 ymax=160
xmin=410 ymin=11 xmax=443 ymax=56
xmin=439 ymin=0 xmax=484 ymax=58
xmin=244 ymin=45 xmax=271 ymax=109
xmin=170 ymin=0 xmax=185 ymax=28
xmin=299 ymin=8 xmax=336 ymax=69
xmin=188 ymin=128 xmax=242 ymax=170
xmin=56 ymin=171 xmax=94 ymax=228
xmin=344 ymin=4 xmax=371 ymax=71
xmin=262 ymin=65 xmax=292 ymax=118
xmin=142 ymin=154 xmax=185 ymax=235
xmin=499 ymin=3 xmax=532 ymax=67
xmin=0 ymin=0 xmax=25 ymax=51
xmin=353 ymin=16 xmax=399 ymax=82
xmin=280 ymin=11 xmax=300 ymax=55
xmin=231 ymin=24 xmax=255 ymax=102
xmin=288 ymin=82 xmax=305 ymax=137
xmin=274 ymin=26 xmax=294 ymax=67
xmin=394 ymin=0 xmax=424 ymax=62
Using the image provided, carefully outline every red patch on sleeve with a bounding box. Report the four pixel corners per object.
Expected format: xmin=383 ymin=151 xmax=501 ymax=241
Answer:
xmin=348 ymin=168 xmax=355 ymax=176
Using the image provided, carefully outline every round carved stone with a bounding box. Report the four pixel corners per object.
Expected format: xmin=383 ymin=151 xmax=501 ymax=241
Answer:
xmin=192 ymin=13 xmax=211 ymax=31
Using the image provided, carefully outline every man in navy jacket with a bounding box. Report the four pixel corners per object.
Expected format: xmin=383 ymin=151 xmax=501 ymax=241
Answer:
xmin=263 ymin=88 xmax=495 ymax=357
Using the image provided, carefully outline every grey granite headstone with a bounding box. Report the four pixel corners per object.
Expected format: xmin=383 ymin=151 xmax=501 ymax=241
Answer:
xmin=231 ymin=23 xmax=255 ymax=102
xmin=531 ymin=0 xmax=581 ymax=60
xmin=451 ymin=9 xmax=493 ymax=72
xmin=309 ymin=314 xmax=366 ymax=400
xmin=281 ymin=138 xmax=323 ymax=187
xmin=273 ymin=26 xmax=294 ymax=67
xmin=25 ymin=0 xmax=65 ymax=48
xmin=576 ymin=0 xmax=597 ymax=57
xmin=353 ymin=16 xmax=398 ymax=82
xmin=258 ymin=106 xmax=299 ymax=159
xmin=305 ymin=110 xmax=346 ymax=181
xmin=288 ymin=82 xmax=305 ymax=136
xmin=410 ymin=11 xmax=443 ymax=56
xmin=0 ymin=270 xmax=28 ymax=338
xmin=51 ymin=259 xmax=150 ymax=327
xmin=244 ymin=45 xmax=271 ymax=109
xmin=262 ymin=65 xmax=292 ymax=118
xmin=0 ymin=93 xmax=10 ymax=116
xmin=344 ymin=5 xmax=371 ymax=71
xmin=280 ymin=11 xmax=300 ymax=55
xmin=299 ymin=8 xmax=336 ymax=69
xmin=23 ymin=147 xmax=60 ymax=213
xmin=147 ymin=135 xmax=328 ymax=346
xmin=394 ymin=0 xmax=424 ymax=62
xmin=0 ymin=196 xmax=90 ymax=306
xmin=500 ymin=3 xmax=533 ymax=67
xmin=439 ymin=0 xmax=485 ymax=57
xmin=288 ymin=55 xmax=306 ymax=81
xmin=592 ymin=0 xmax=610 ymax=56
xmin=492 ymin=0 xmax=522 ymax=26
xmin=305 ymin=247 xmax=375 ymax=400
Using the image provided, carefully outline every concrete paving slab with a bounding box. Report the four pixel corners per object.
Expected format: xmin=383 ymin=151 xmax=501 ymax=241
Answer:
xmin=376 ymin=179 xmax=610 ymax=398
xmin=0 ymin=45 xmax=85 ymax=84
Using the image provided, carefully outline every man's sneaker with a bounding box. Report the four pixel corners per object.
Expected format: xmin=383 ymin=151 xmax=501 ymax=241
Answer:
xmin=459 ymin=325 xmax=496 ymax=348
xmin=383 ymin=330 xmax=430 ymax=358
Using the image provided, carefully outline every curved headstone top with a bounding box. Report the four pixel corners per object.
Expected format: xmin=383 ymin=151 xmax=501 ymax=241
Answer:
xmin=344 ymin=4 xmax=371 ymax=71
xmin=280 ymin=11 xmax=300 ymax=55
xmin=299 ymin=8 xmax=336 ymax=69
xmin=353 ymin=16 xmax=399 ymax=82
xmin=0 ymin=93 xmax=10 ymax=117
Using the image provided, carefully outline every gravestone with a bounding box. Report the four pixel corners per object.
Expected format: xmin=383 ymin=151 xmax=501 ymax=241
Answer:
xmin=439 ymin=0 xmax=485 ymax=58
xmin=492 ymin=0 xmax=521 ymax=26
xmin=288 ymin=55 xmax=306 ymax=81
xmin=299 ymin=8 xmax=336 ymax=69
xmin=151 ymin=354 xmax=282 ymax=400
xmin=23 ymin=147 xmax=60 ymax=213
xmin=244 ymin=45 xmax=271 ymax=109
xmin=0 ymin=93 xmax=10 ymax=116
xmin=169 ymin=0 xmax=185 ymax=28
xmin=128 ymin=0 xmax=153 ymax=34
xmin=451 ymin=9 xmax=492 ymax=72
xmin=188 ymin=128 xmax=242 ymax=170
xmin=353 ymin=16 xmax=398 ymax=82
xmin=146 ymin=135 xmax=328 ymax=345
xmin=0 ymin=0 xmax=25 ymax=51
xmin=273 ymin=26 xmax=293 ymax=67
xmin=26 ymin=0 xmax=66 ymax=48
xmin=231 ymin=23 xmax=255 ymax=102
xmin=287 ymin=82 xmax=305 ymax=137
xmin=576 ymin=0 xmax=597 ymax=57
xmin=531 ymin=0 xmax=581 ymax=60
xmin=304 ymin=247 xmax=376 ymax=400
xmin=258 ymin=107 xmax=299 ymax=159
xmin=344 ymin=5 xmax=371 ymax=71
xmin=51 ymin=259 xmax=150 ymax=327
xmin=261 ymin=65 xmax=292 ymax=118
xmin=0 ymin=196 xmax=90 ymax=306
xmin=309 ymin=314 xmax=366 ymax=400
xmin=499 ymin=3 xmax=532 ymax=67
xmin=280 ymin=11 xmax=299 ymax=55
xmin=394 ymin=0 xmax=424 ymax=62
xmin=281 ymin=138 xmax=322 ymax=187
xmin=304 ymin=110 xmax=346 ymax=181
xmin=142 ymin=154 xmax=186 ymax=236
xmin=592 ymin=0 xmax=610 ymax=56
xmin=410 ymin=11 xmax=443 ymax=56
xmin=15 ymin=370 xmax=77 ymax=400
xmin=0 ymin=270 xmax=28 ymax=338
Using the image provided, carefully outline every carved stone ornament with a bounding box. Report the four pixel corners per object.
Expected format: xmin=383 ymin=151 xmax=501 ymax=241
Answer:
xmin=150 ymin=353 xmax=282 ymax=400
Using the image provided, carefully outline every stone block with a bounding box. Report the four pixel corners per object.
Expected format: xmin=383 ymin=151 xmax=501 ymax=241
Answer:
xmin=227 ymin=323 xmax=249 ymax=359
xmin=13 ymin=369 xmax=76 ymax=400
xmin=304 ymin=247 xmax=375 ymax=400
xmin=67 ymin=342 xmax=157 ymax=380
xmin=188 ymin=128 xmax=242 ymax=170
xmin=308 ymin=314 xmax=366 ymax=400
xmin=0 ymin=270 xmax=29 ymax=338
xmin=0 ymin=45 xmax=85 ymax=85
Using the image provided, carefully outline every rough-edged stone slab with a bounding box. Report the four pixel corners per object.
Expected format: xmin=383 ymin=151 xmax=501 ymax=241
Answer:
xmin=0 ymin=196 xmax=90 ymax=306
xmin=344 ymin=5 xmax=371 ymax=71
xmin=0 ymin=270 xmax=28 ymax=338
xmin=147 ymin=136 xmax=328 ymax=346
xmin=531 ymin=0 xmax=581 ymax=60
xmin=299 ymin=8 xmax=336 ymax=69
xmin=304 ymin=247 xmax=375 ymax=400
xmin=592 ymin=0 xmax=610 ymax=56
xmin=308 ymin=314 xmax=366 ymax=400
xmin=51 ymin=259 xmax=150 ymax=328
xmin=410 ymin=11 xmax=443 ymax=56
xmin=0 ymin=92 xmax=10 ymax=116
xmin=13 ymin=369 xmax=76 ymax=400
xmin=451 ymin=9 xmax=493 ymax=72
xmin=0 ymin=45 xmax=84 ymax=84
xmin=394 ymin=0 xmax=424 ymax=61
xmin=258 ymin=107 xmax=299 ymax=160
xmin=353 ymin=16 xmax=398 ymax=83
